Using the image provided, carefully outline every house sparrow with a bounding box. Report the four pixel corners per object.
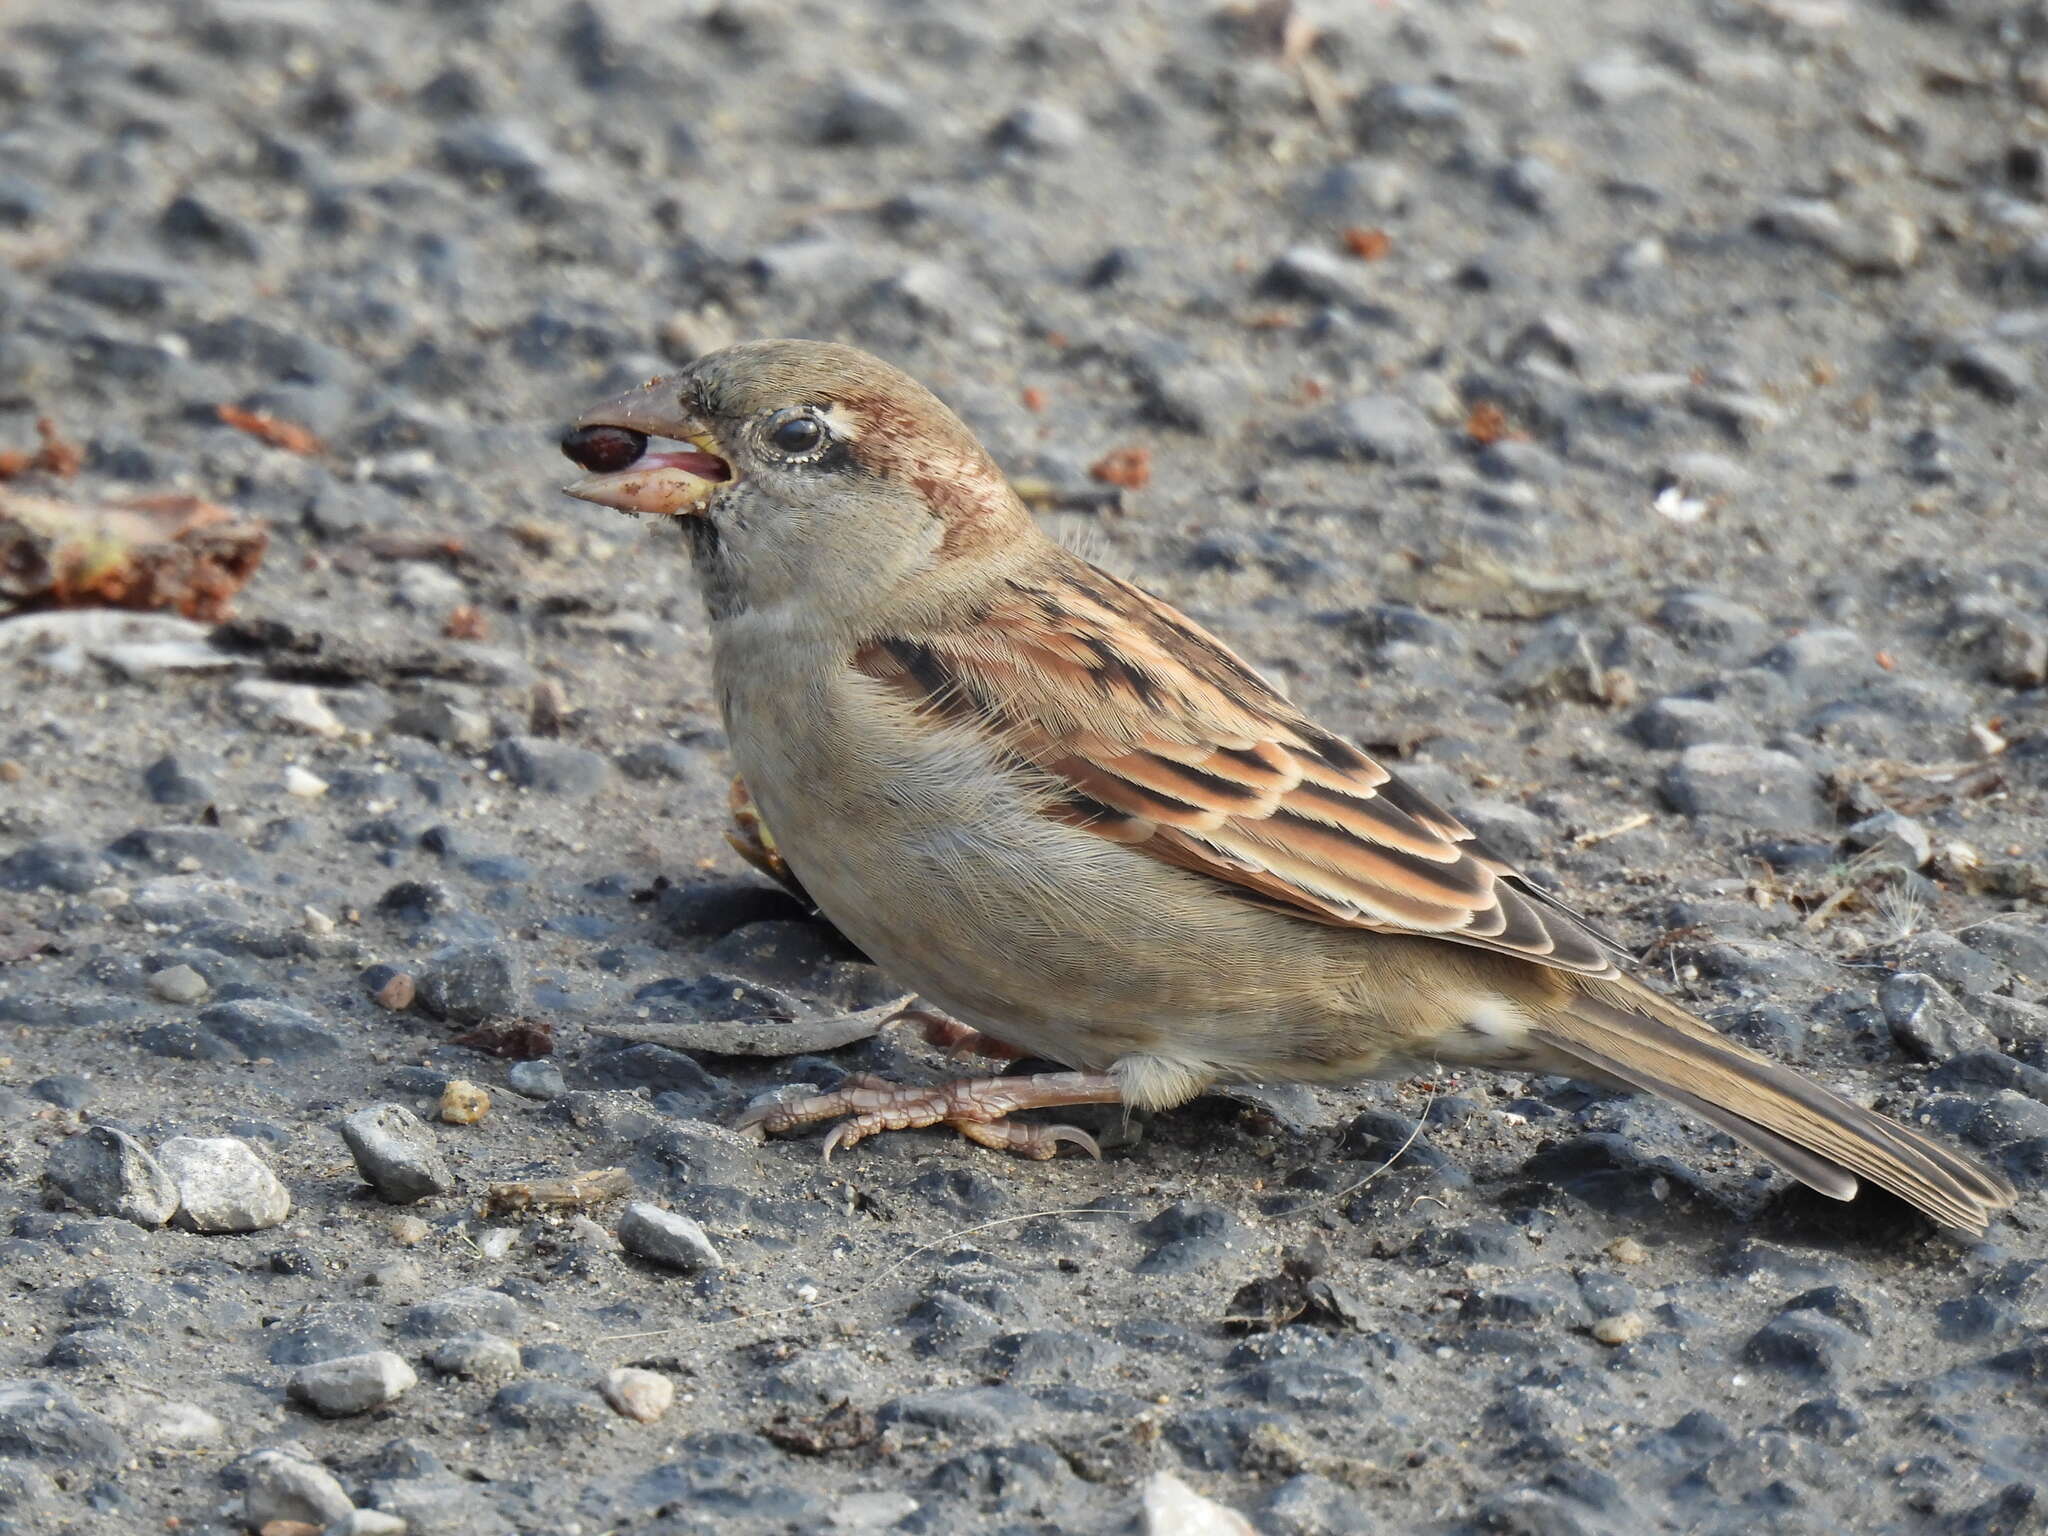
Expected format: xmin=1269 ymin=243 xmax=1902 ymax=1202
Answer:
xmin=561 ymin=339 xmax=2015 ymax=1234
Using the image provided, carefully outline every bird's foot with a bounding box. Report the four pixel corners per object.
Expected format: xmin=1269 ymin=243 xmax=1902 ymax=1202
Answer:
xmin=725 ymin=774 xmax=811 ymax=902
xmin=734 ymin=1070 xmax=1122 ymax=1160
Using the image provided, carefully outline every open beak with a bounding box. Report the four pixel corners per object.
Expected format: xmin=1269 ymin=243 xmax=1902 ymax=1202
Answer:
xmin=560 ymin=378 xmax=732 ymax=517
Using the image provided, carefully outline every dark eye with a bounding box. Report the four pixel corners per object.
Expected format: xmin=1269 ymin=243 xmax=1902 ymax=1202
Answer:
xmin=767 ymin=412 xmax=826 ymax=457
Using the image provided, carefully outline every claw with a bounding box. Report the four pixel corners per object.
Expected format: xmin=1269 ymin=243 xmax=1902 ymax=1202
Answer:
xmin=727 ymin=1070 xmax=1125 ymax=1161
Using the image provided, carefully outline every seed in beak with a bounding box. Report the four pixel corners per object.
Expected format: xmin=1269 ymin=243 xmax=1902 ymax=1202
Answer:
xmin=561 ymin=424 xmax=648 ymax=474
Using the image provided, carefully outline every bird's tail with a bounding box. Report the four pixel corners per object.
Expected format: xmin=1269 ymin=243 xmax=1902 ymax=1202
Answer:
xmin=1530 ymin=981 xmax=2016 ymax=1234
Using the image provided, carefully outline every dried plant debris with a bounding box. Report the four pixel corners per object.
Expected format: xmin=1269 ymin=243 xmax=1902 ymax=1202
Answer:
xmin=596 ymin=992 xmax=915 ymax=1058
xmin=0 ymin=490 xmax=267 ymax=621
xmin=482 ymin=1167 xmax=633 ymax=1218
xmin=761 ymin=1398 xmax=879 ymax=1456
xmin=215 ymin=403 xmax=322 ymax=455
xmin=1222 ymin=1245 xmax=1370 ymax=1334
xmin=0 ymin=417 xmax=83 ymax=480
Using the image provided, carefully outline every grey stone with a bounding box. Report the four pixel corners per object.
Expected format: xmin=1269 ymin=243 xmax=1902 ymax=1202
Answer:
xmin=197 ymin=998 xmax=339 ymax=1062
xmin=1661 ymin=745 xmax=1824 ymax=830
xmin=815 ymin=77 xmax=921 ymax=145
xmin=0 ymin=1380 xmax=126 ymax=1466
xmin=427 ymin=1332 xmax=522 ymax=1381
xmin=1632 ymin=696 xmax=1757 ymax=749
xmin=147 ymin=963 xmax=209 ymax=1003
xmin=617 ymin=1202 xmax=723 ymax=1272
xmin=878 ymin=1385 xmax=1035 ymax=1437
xmin=391 ymin=696 xmax=492 ymax=750
xmin=1282 ymin=396 xmax=1436 ymax=464
xmin=0 ymin=840 xmax=109 ymax=894
xmin=415 ymin=940 xmax=523 ymax=1022
xmin=1260 ymin=247 xmax=1387 ymax=314
xmin=490 ymin=735 xmax=609 ymax=797
xmin=289 ymin=1350 xmax=419 ymax=1415
xmin=1846 ymin=810 xmax=1933 ymax=869
xmin=1949 ymin=340 xmax=2033 ymax=404
xmin=339 ymin=1105 xmax=456 ymax=1203
xmin=44 ymin=1127 xmax=179 ymax=1227
xmin=992 ymin=101 xmax=1084 ymax=154
xmin=505 ymin=1060 xmax=566 ymax=1099
xmin=242 ymin=1446 xmax=354 ymax=1528
xmin=403 ymin=1286 xmax=524 ymax=1340
xmin=156 ymin=1135 xmax=291 ymax=1232
xmin=1743 ymin=1311 xmax=1867 ymax=1379
xmin=1294 ymin=157 xmax=1410 ymax=222
xmin=142 ymin=754 xmax=215 ymax=805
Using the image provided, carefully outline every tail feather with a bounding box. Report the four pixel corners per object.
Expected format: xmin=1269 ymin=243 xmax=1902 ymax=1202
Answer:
xmin=1533 ymin=983 xmax=2016 ymax=1234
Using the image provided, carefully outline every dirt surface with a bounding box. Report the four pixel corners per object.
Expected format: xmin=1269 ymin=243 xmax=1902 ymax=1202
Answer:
xmin=2 ymin=1 xmax=2047 ymax=1532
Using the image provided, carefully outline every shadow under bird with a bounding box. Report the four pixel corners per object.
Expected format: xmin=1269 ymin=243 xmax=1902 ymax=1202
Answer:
xmin=560 ymin=338 xmax=2015 ymax=1236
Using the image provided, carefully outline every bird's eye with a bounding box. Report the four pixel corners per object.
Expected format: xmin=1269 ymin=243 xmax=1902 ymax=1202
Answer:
xmin=767 ymin=412 xmax=826 ymax=457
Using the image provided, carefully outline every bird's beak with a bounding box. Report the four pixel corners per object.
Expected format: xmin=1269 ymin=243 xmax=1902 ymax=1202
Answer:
xmin=560 ymin=377 xmax=732 ymax=518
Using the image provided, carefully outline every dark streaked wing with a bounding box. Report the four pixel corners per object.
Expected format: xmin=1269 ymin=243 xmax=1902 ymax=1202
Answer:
xmin=854 ymin=554 xmax=1622 ymax=977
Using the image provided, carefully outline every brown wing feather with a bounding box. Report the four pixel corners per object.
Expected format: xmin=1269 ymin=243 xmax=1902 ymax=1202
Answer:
xmin=854 ymin=558 xmax=1621 ymax=977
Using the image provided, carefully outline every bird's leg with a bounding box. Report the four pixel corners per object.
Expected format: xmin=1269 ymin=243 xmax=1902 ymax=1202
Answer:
xmin=734 ymin=1070 xmax=1122 ymax=1160
xmin=724 ymin=774 xmax=812 ymax=903
xmin=888 ymin=1004 xmax=1028 ymax=1061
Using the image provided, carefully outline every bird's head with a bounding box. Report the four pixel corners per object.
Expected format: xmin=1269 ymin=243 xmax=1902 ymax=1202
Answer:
xmin=561 ymin=339 xmax=1031 ymax=623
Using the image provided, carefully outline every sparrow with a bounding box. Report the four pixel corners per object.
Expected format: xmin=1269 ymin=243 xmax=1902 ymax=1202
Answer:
xmin=561 ymin=338 xmax=2015 ymax=1234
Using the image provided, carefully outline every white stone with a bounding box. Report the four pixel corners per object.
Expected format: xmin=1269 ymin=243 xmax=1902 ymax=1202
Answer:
xmin=243 ymin=1446 xmax=354 ymax=1527
xmin=1140 ymin=1471 xmax=1258 ymax=1535
xmin=285 ymin=764 xmax=330 ymax=798
xmin=130 ymin=1400 xmax=224 ymax=1447
xmin=602 ymin=1366 xmax=674 ymax=1423
xmin=829 ymin=1491 xmax=919 ymax=1530
xmin=231 ymin=679 xmax=345 ymax=738
xmin=156 ymin=1136 xmax=291 ymax=1233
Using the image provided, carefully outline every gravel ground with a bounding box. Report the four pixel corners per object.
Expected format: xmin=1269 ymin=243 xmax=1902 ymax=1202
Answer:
xmin=3 ymin=1 xmax=2048 ymax=1532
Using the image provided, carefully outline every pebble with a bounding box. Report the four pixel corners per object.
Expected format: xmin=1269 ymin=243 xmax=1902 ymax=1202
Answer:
xmin=429 ymin=1332 xmax=523 ymax=1381
xmin=601 ymin=1366 xmax=675 ymax=1423
xmin=330 ymin=1512 xmax=409 ymax=1536
xmin=388 ymin=1214 xmax=431 ymax=1246
xmin=231 ymin=680 xmax=347 ymax=738
xmin=1282 ymin=396 xmax=1437 ymax=464
xmin=1592 ymin=1312 xmax=1649 ymax=1346
xmin=156 ymin=1135 xmax=292 ymax=1232
xmin=1141 ymin=1470 xmax=1258 ymax=1536
xmin=490 ymin=735 xmax=609 ymax=797
xmin=1661 ymin=744 xmax=1824 ymax=830
xmin=242 ymin=1447 xmax=355 ymax=1528
xmin=284 ymin=764 xmax=331 ymax=798
xmin=505 ymin=1060 xmax=566 ymax=1100
xmin=390 ymin=696 xmax=493 ymax=749
xmin=1845 ymin=809 xmax=1933 ymax=869
xmin=616 ymin=1202 xmax=723 ymax=1272
xmin=814 ymin=76 xmax=921 ymax=145
xmin=414 ymin=940 xmax=523 ymax=1022
xmin=43 ymin=1126 xmax=180 ymax=1227
xmin=339 ymin=1105 xmax=457 ymax=1203
xmin=147 ymin=963 xmax=210 ymax=1003
xmin=1880 ymin=974 xmax=1998 ymax=1063
xmin=289 ymin=1350 xmax=419 ymax=1416
xmin=439 ymin=1080 xmax=490 ymax=1124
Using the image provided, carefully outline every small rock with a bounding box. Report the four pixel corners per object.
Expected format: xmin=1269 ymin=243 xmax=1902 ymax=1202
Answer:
xmin=1592 ymin=1312 xmax=1648 ymax=1346
xmin=1743 ymin=1311 xmax=1866 ymax=1380
xmin=289 ymin=1351 xmax=418 ymax=1416
xmin=369 ymin=970 xmax=417 ymax=1011
xmin=156 ymin=1136 xmax=292 ymax=1233
xmin=388 ymin=1215 xmax=431 ymax=1246
xmin=490 ymin=736 xmax=608 ymax=797
xmin=506 ymin=1060 xmax=565 ymax=1100
xmin=339 ymin=1106 xmax=456 ymax=1204
xmin=1948 ymin=340 xmax=2033 ymax=404
xmin=428 ymin=1333 xmax=522 ymax=1381
xmin=1141 ymin=1470 xmax=1258 ymax=1536
xmin=129 ymin=1400 xmax=223 ymax=1447
xmin=815 ymin=76 xmax=921 ymax=145
xmin=1282 ymin=396 xmax=1436 ymax=464
xmin=143 ymin=754 xmax=215 ymax=806
xmin=992 ymin=101 xmax=1083 ymax=154
xmin=617 ymin=1202 xmax=722 ymax=1272
xmin=1846 ymin=809 xmax=1932 ymax=869
xmin=438 ymin=1080 xmax=490 ymax=1125
xmin=147 ymin=964 xmax=210 ymax=1004
xmin=231 ymin=680 xmax=345 ymax=738
xmin=329 ymin=1512 xmax=409 ymax=1536
xmin=601 ymin=1366 xmax=674 ymax=1422
xmin=414 ymin=941 xmax=523 ymax=1023
xmin=391 ymin=697 xmax=492 ymax=749
xmin=1880 ymin=974 xmax=1998 ymax=1063
xmin=44 ymin=1126 xmax=180 ymax=1227
xmin=284 ymin=765 xmax=330 ymax=799
xmin=1607 ymin=1237 xmax=1650 ymax=1265
xmin=242 ymin=1447 xmax=354 ymax=1529
xmin=0 ymin=1379 xmax=127 ymax=1465
xmin=1661 ymin=745 xmax=1824 ymax=830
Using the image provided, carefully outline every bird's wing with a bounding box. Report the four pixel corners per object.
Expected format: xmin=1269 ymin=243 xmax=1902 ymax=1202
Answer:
xmin=854 ymin=555 xmax=1623 ymax=977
